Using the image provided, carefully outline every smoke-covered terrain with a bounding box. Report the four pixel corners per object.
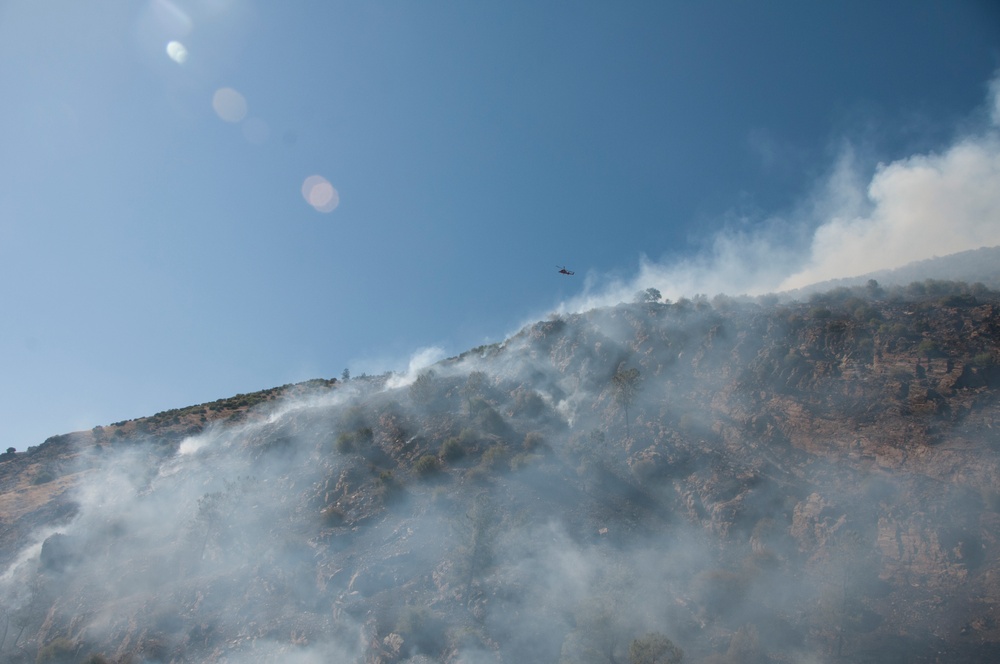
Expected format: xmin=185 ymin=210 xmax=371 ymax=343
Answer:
xmin=3 ymin=272 xmax=1000 ymax=662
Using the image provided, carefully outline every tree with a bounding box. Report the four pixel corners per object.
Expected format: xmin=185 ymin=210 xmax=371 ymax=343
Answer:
xmin=341 ymin=368 xmax=350 ymax=381
xmin=409 ymin=370 xmax=436 ymax=405
xmin=636 ymin=287 xmax=662 ymax=303
xmin=462 ymin=371 xmax=487 ymax=414
xmin=629 ymin=632 xmax=683 ymax=664
xmin=612 ymin=365 xmax=641 ymax=438
xmin=457 ymin=493 xmax=500 ymax=605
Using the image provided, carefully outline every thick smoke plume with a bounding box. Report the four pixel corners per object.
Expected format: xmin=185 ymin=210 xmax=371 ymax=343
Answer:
xmin=553 ymin=74 xmax=1000 ymax=314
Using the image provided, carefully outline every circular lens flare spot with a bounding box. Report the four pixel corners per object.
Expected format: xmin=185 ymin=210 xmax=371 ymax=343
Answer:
xmin=166 ymin=41 xmax=188 ymax=64
xmin=302 ymin=175 xmax=340 ymax=213
xmin=212 ymin=87 xmax=247 ymax=123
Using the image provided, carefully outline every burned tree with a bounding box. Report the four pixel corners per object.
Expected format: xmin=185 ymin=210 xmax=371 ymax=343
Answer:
xmin=612 ymin=365 xmax=641 ymax=438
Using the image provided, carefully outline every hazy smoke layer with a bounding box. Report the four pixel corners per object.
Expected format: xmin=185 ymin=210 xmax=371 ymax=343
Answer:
xmin=555 ymin=73 xmax=1000 ymax=313
xmin=2 ymin=283 xmax=1000 ymax=661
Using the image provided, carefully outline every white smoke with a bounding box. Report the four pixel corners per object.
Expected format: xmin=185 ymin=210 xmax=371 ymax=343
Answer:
xmin=556 ymin=73 xmax=1000 ymax=310
xmin=385 ymin=345 xmax=448 ymax=388
xmin=780 ymin=130 xmax=1000 ymax=290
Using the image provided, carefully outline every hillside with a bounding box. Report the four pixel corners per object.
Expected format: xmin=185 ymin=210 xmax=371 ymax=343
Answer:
xmin=2 ymin=279 xmax=1000 ymax=663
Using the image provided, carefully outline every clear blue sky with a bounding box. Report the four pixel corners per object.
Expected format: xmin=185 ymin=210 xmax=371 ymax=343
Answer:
xmin=2 ymin=1 xmax=999 ymax=448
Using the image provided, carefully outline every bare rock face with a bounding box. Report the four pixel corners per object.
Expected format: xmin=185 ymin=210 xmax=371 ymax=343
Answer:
xmin=2 ymin=283 xmax=1000 ymax=662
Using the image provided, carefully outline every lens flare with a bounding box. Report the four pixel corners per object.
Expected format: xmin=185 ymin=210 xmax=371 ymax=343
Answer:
xmin=166 ymin=41 xmax=188 ymax=64
xmin=152 ymin=0 xmax=193 ymax=36
xmin=301 ymin=175 xmax=340 ymax=213
xmin=212 ymin=87 xmax=247 ymax=123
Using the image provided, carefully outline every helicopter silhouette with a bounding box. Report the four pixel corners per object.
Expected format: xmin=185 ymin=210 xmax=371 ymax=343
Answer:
xmin=556 ymin=265 xmax=575 ymax=276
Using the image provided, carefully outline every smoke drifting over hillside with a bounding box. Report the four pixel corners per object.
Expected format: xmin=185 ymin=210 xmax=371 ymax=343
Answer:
xmin=3 ymin=279 xmax=1000 ymax=661
xmin=555 ymin=74 xmax=1000 ymax=314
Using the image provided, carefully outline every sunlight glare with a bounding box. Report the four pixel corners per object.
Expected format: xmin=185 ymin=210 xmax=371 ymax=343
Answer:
xmin=212 ymin=87 xmax=247 ymax=123
xmin=166 ymin=41 xmax=188 ymax=64
xmin=152 ymin=0 xmax=193 ymax=36
xmin=302 ymin=175 xmax=340 ymax=213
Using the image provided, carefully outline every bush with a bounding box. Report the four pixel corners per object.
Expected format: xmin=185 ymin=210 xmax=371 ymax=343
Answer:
xmin=513 ymin=389 xmax=547 ymax=418
xmin=479 ymin=443 xmax=509 ymax=471
xmin=917 ymin=339 xmax=942 ymax=360
xmin=939 ymin=293 xmax=977 ymax=307
xmin=809 ymin=307 xmax=831 ymax=319
xmin=375 ymin=471 xmax=402 ymax=503
xmin=32 ymin=469 xmax=56 ymax=485
xmin=321 ymin=504 xmax=346 ymax=525
xmin=334 ymin=432 xmax=355 ymax=454
xmin=522 ymin=431 xmax=545 ymax=452
xmin=440 ymin=437 xmax=465 ymax=461
xmin=36 ymin=637 xmax=77 ymax=663
xmin=81 ymin=655 xmax=111 ymax=664
xmin=479 ymin=408 xmax=510 ymax=436
xmin=629 ymin=632 xmax=683 ymax=664
xmin=414 ymin=454 xmax=441 ymax=477
xmin=409 ymin=370 xmax=437 ymax=405
xmin=973 ymin=352 xmax=995 ymax=367
xmin=335 ymin=427 xmax=374 ymax=454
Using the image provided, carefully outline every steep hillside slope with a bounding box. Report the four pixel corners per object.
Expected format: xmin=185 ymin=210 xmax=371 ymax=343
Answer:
xmin=1 ymin=280 xmax=1000 ymax=663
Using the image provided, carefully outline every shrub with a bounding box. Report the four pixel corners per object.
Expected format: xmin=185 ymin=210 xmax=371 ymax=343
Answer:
xmin=522 ymin=431 xmax=545 ymax=452
xmin=512 ymin=389 xmax=546 ymax=418
xmin=782 ymin=350 xmax=804 ymax=369
xmin=335 ymin=427 xmax=373 ymax=454
xmin=479 ymin=443 xmax=509 ymax=471
xmin=409 ymin=370 xmax=437 ymax=405
xmin=917 ymin=338 xmax=941 ymax=359
xmin=334 ymin=431 xmax=356 ymax=453
xmin=629 ymin=632 xmax=683 ymax=664
xmin=509 ymin=452 xmax=536 ymax=471
xmin=321 ymin=504 xmax=346 ymax=525
xmin=36 ymin=637 xmax=77 ymax=663
xmin=809 ymin=307 xmax=831 ymax=319
xmin=879 ymin=322 xmax=910 ymax=339
xmin=81 ymin=655 xmax=111 ymax=664
xmin=973 ymin=352 xmax=995 ymax=367
xmin=477 ymin=407 xmax=509 ymax=437
xmin=440 ymin=437 xmax=465 ymax=461
xmin=939 ymin=293 xmax=977 ymax=307
xmin=32 ymin=469 xmax=56 ymax=485
xmin=375 ymin=471 xmax=402 ymax=503
xmin=414 ymin=454 xmax=441 ymax=477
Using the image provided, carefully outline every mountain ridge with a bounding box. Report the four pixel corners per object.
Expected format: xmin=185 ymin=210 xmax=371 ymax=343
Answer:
xmin=1 ymin=272 xmax=1000 ymax=662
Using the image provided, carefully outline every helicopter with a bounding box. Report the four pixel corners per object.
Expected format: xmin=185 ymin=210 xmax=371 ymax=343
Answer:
xmin=556 ymin=265 xmax=575 ymax=276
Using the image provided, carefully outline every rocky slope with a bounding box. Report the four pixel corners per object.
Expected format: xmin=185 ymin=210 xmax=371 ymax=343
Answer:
xmin=1 ymin=279 xmax=999 ymax=663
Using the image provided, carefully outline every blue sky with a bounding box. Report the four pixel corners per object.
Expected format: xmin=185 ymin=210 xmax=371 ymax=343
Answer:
xmin=2 ymin=1 xmax=999 ymax=448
